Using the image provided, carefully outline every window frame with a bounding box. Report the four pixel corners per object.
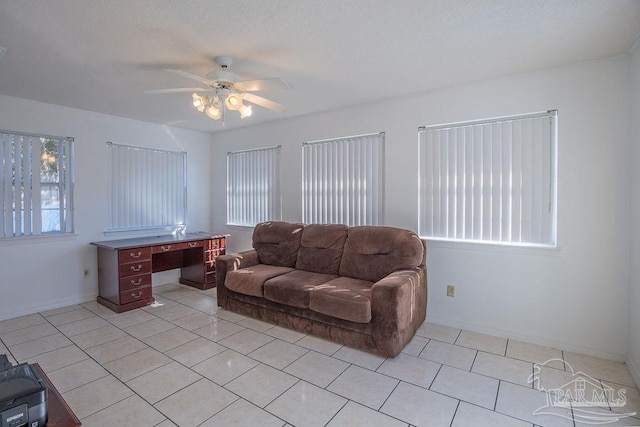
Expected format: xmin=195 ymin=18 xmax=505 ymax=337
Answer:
xmin=106 ymin=141 xmax=187 ymax=234
xmin=302 ymin=132 xmax=385 ymax=226
xmin=226 ymin=145 xmax=282 ymax=227
xmin=0 ymin=129 xmax=75 ymax=240
xmin=418 ymin=111 xmax=558 ymax=248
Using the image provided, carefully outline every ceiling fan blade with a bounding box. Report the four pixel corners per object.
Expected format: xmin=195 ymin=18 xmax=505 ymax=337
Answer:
xmin=242 ymin=93 xmax=286 ymax=112
xmin=144 ymin=87 xmax=211 ymax=94
xmin=235 ymin=78 xmax=289 ymax=92
xmin=164 ymin=69 xmax=212 ymax=86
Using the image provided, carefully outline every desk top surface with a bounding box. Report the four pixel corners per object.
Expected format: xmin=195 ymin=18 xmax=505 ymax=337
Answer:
xmin=91 ymin=232 xmax=227 ymax=250
xmin=31 ymin=363 xmax=82 ymax=427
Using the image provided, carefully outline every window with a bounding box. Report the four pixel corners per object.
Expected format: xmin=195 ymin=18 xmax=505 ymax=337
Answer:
xmin=227 ymin=145 xmax=281 ymax=226
xmin=107 ymin=142 xmax=186 ymax=232
xmin=418 ymin=111 xmax=557 ymax=246
xmin=302 ymin=132 xmax=384 ymax=226
xmin=0 ymin=130 xmax=74 ymax=238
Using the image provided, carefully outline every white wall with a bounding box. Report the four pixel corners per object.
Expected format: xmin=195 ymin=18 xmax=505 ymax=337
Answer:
xmin=210 ymin=55 xmax=631 ymax=361
xmin=0 ymin=95 xmax=212 ymax=320
xmin=628 ymin=39 xmax=640 ymax=383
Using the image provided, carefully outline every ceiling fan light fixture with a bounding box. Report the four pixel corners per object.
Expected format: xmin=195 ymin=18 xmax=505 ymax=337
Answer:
xmin=205 ymin=105 xmax=222 ymax=120
xmin=225 ymin=93 xmax=243 ymax=111
xmin=192 ymin=93 xmax=208 ymax=112
xmin=240 ymin=104 xmax=252 ymax=119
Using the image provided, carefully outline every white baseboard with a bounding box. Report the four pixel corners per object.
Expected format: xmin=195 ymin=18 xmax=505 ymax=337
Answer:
xmin=0 ymin=274 xmax=179 ymax=323
xmin=625 ymin=354 xmax=640 ymax=388
xmin=426 ymin=313 xmax=626 ymax=363
xmin=0 ymin=292 xmax=98 ymax=322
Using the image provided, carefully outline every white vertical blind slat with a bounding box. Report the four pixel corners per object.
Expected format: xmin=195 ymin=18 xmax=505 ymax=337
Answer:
xmin=501 ymin=123 xmax=511 ymax=242
xmin=531 ymin=118 xmax=543 ymax=242
xmin=472 ymin=126 xmax=483 ymax=240
xmin=62 ymin=139 xmax=72 ymax=232
xmin=30 ymin=137 xmax=42 ymax=235
xmin=439 ymin=131 xmax=447 ymax=237
xmin=511 ymin=120 xmax=523 ymax=243
xmin=464 ymin=127 xmax=474 ymax=239
xmin=14 ymin=136 xmax=23 ymax=235
xmin=23 ymin=137 xmax=33 ymax=235
xmin=541 ymin=117 xmax=554 ymax=241
xmin=1 ymin=135 xmax=9 ymax=237
xmin=490 ymin=123 xmax=501 ymax=241
xmin=53 ymin=139 xmax=63 ymax=233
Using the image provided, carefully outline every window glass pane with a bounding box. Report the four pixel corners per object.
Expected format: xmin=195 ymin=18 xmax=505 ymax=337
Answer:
xmin=41 ymin=138 xmax=61 ymax=232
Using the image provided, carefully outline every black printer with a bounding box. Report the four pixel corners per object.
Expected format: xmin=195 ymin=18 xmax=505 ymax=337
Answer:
xmin=0 ymin=355 xmax=47 ymax=427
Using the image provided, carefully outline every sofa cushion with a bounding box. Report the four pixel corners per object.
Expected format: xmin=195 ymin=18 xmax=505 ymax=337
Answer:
xmin=339 ymin=226 xmax=424 ymax=283
xmin=225 ymin=264 xmax=294 ymax=297
xmin=253 ymin=221 xmax=304 ymax=267
xmin=264 ymin=270 xmax=338 ymax=308
xmin=309 ymin=277 xmax=373 ymax=323
xmin=295 ymin=224 xmax=348 ymax=274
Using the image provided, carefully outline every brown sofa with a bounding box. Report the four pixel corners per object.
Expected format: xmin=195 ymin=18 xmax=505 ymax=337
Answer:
xmin=215 ymin=221 xmax=427 ymax=357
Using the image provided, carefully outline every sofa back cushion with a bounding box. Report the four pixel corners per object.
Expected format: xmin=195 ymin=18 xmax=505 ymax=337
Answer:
xmin=296 ymin=224 xmax=348 ymax=274
xmin=253 ymin=221 xmax=304 ymax=267
xmin=339 ymin=226 xmax=424 ymax=282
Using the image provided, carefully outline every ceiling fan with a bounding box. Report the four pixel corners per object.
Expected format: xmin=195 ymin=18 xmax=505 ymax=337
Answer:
xmin=146 ymin=56 xmax=288 ymax=124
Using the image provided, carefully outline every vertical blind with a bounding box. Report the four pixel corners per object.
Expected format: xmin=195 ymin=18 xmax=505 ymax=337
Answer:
xmin=418 ymin=111 xmax=557 ymax=246
xmin=1 ymin=131 xmax=74 ymax=238
xmin=302 ymin=132 xmax=384 ymax=226
xmin=227 ymin=145 xmax=281 ymax=226
xmin=107 ymin=142 xmax=187 ymax=231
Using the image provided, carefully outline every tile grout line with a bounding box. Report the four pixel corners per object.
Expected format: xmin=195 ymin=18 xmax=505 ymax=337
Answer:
xmin=448 ymin=400 xmax=461 ymax=427
xmin=494 ymin=379 xmax=502 ymax=411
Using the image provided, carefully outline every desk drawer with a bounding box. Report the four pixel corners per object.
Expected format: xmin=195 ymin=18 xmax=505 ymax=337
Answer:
xmin=119 ymin=273 xmax=152 ymax=291
xmin=152 ymin=240 xmax=203 ymax=253
xmin=120 ymin=286 xmax=152 ymax=305
xmin=205 ymin=248 xmax=224 ymax=272
xmin=119 ymin=247 xmax=151 ymax=263
xmin=119 ymin=260 xmax=152 ymax=277
xmin=205 ymin=238 xmax=225 ymax=251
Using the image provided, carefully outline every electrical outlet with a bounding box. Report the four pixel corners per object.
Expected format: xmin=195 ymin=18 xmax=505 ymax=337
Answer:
xmin=446 ymin=284 xmax=455 ymax=297
xmin=83 ymin=268 xmax=91 ymax=278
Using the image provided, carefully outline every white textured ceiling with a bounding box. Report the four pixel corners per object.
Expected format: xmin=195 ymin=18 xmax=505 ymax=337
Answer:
xmin=1 ymin=0 xmax=639 ymax=133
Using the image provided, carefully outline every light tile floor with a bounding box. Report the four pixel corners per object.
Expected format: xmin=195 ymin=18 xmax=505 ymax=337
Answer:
xmin=1 ymin=283 xmax=639 ymax=427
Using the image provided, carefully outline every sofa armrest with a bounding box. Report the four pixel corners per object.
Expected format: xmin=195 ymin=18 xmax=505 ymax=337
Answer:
xmin=371 ymin=266 xmax=427 ymax=355
xmin=216 ymin=249 xmax=259 ymax=306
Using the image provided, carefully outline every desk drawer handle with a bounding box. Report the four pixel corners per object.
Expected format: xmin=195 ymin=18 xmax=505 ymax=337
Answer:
xmin=131 ymin=291 xmax=143 ymax=299
xmin=130 ymin=278 xmax=143 ymax=286
xmin=130 ymin=264 xmax=143 ymax=272
xmin=130 ymin=251 xmax=142 ymax=259
xmin=188 ymin=242 xmax=198 ymax=248
xmin=161 ymin=245 xmax=171 ymax=251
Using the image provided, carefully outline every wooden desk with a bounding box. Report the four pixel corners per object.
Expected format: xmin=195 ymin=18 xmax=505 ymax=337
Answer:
xmin=31 ymin=363 xmax=81 ymax=427
xmin=91 ymin=233 xmax=227 ymax=313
